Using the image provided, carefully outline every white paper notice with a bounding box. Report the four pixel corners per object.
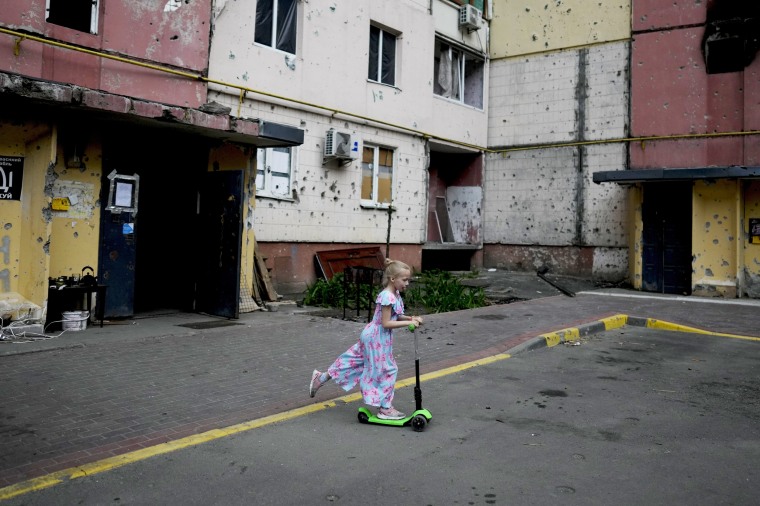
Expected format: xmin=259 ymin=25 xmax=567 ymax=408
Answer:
xmin=115 ymin=182 xmax=133 ymax=207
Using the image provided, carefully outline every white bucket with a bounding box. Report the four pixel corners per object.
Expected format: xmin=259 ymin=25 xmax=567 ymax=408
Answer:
xmin=62 ymin=311 xmax=89 ymax=331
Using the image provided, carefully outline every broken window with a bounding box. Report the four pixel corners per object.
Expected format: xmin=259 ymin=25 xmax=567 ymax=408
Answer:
xmin=433 ymin=38 xmax=484 ymax=109
xmin=368 ymin=25 xmax=397 ymax=86
xmin=46 ymin=0 xmax=99 ymax=34
xmin=255 ymin=0 xmax=298 ymax=55
xmin=361 ymin=145 xmax=394 ymax=207
xmin=256 ymin=146 xmax=294 ymax=199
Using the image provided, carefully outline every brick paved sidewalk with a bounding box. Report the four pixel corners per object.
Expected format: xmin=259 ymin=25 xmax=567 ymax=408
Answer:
xmin=1 ymin=291 xmax=759 ymax=487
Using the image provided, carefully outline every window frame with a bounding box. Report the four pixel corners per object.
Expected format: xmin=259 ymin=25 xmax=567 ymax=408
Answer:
xmin=255 ymin=146 xmax=296 ymax=201
xmin=360 ymin=144 xmax=395 ymax=209
xmin=433 ymin=38 xmax=485 ymax=110
xmin=254 ymin=0 xmax=298 ymax=55
xmin=368 ymin=24 xmax=397 ymax=87
xmin=45 ymin=0 xmax=100 ymax=34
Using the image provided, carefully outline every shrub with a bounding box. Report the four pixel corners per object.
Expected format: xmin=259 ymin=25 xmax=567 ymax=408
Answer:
xmin=303 ymin=270 xmax=487 ymax=314
xmin=405 ymin=270 xmax=486 ymax=313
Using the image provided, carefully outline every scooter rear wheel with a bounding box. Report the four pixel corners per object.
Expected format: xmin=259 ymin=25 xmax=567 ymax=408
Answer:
xmin=411 ymin=414 xmax=427 ymax=432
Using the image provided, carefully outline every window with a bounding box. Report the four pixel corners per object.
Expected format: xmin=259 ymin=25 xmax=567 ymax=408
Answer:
xmin=433 ymin=39 xmax=484 ymax=109
xmin=361 ymin=145 xmax=393 ymax=206
xmin=255 ymin=0 xmax=297 ymax=54
xmin=46 ymin=0 xmax=99 ymax=34
xmin=256 ymin=147 xmax=294 ymax=199
xmin=368 ymin=25 xmax=397 ymax=86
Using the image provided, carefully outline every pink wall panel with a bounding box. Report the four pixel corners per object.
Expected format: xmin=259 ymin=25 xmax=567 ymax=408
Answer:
xmin=2 ymin=0 xmax=47 ymax=31
xmin=631 ymin=29 xmax=709 ymax=137
xmin=0 ymin=1 xmax=210 ymax=108
xmin=744 ymin=59 xmax=760 ymax=131
xmin=632 ymin=0 xmax=708 ymax=32
xmin=629 ymin=138 xmax=744 ymax=169
xmin=42 ymin=45 xmax=102 ymax=90
xmin=102 ymin=1 xmax=211 ymax=72
xmin=0 ymin=36 xmax=44 ymax=77
xmin=100 ymin=59 xmax=205 ymax=109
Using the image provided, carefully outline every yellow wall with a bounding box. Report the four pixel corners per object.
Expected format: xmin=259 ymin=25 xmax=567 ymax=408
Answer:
xmin=692 ymin=180 xmax=739 ymax=297
xmin=743 ymin=181 xmax=760 ymax=297
xmin=2 ymin=121 xmax=105 ymax=308
xmin=0 ymin=124 xmax=29 ymax=295
xmin=18 ymin=128 xmax=56 ymax=305
xmin=491 ymin=0 xmax=631 ymax=58
xmin=628 ymin=185 xmax=643 ymax=290
xmin=47 ymin=136 xmax=102 ymax=282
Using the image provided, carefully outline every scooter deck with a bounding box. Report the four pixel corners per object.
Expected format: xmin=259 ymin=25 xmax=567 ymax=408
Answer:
xmin=357 ymin=407 xmax=432 ymax=427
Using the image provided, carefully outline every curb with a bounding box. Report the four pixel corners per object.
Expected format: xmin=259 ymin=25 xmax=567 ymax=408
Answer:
xmin=507 ymin=314 xmax=760 ymax=355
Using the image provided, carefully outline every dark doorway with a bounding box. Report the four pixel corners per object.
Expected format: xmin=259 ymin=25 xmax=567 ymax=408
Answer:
xmin=641 ymin=183 xmax=693 ymax=294
xmin=196 ymin=171 xmax=244 ymax=319
xmin=100 ymin=129 xmax=205 ymax=317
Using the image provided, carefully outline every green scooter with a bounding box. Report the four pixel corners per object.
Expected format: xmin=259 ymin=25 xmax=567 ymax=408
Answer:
xmin=357 ymin=323 xmax=433 ymax=432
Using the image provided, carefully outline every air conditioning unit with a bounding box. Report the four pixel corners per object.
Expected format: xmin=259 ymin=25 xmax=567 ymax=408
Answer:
xmin=324 ymin=129 xmax=359 ymax=160
xmin=459 ymin=4 xmax=482 ymax=31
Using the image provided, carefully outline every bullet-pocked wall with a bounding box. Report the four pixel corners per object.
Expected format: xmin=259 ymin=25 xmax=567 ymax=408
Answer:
xmin=0 ymin=0 xmax=211 ymax=108
xmin=629 ymin=0 xmax=760 ymax=297
xmin=207 ymin=0 xmax=489 ymax=293
xmin=485 ymin=29 xmax=631 ymax=280
xmin=0 ymin=120 xmax=101 ymax=308
xmin=1 ymin=121 xmax=52 ymax=305
xmin=745 ymin=181 xmax=760 ymax=297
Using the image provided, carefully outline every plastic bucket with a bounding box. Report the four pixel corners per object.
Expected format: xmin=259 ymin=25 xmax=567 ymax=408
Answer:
xmin=62 ymin=311 xmax=89 ymax=331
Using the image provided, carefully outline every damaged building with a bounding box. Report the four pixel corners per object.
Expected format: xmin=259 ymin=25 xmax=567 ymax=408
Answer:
xmin=1 ymin=0 xmax=759 ymax=326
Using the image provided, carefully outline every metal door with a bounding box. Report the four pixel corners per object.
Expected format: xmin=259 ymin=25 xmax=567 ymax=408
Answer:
xmin=196 ymin=171 xmax=244 ymax=318
xmin=642 ymin=183 xmax=692 ymax=294
xmin=98 ymin=192 xmax=137 ymax=317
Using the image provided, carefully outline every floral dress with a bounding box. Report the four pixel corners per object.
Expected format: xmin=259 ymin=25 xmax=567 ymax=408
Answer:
xmin=327 ymin=288 xmax=404 ymax=408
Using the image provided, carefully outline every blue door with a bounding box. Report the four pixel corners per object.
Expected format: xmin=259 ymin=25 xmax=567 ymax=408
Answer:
xmin=642 ymin=183 xmax=692 ymax=294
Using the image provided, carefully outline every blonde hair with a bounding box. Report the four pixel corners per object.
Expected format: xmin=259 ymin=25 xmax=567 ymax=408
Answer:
xmin=382 ymin=258 xmax=411 ymax=286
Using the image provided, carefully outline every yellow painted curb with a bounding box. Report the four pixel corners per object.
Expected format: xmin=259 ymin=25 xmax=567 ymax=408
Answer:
xmin=0 ymin=352 xmax=511 ymax=501
xmin=642 ymin=318 xmax=760 ymax=342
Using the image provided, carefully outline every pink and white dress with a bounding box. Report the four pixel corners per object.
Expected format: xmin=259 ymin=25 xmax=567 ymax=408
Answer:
xmin=327 ymin=288 xmax=403 ymax=408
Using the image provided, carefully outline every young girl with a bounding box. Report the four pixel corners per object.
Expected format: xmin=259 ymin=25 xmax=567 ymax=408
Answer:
xmin=309 ymin=259 xmax=423 ymax=420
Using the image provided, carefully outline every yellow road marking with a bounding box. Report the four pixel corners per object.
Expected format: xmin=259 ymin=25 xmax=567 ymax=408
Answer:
xmin=0 ymin=353 xmax=511 ymax=501
xmin=4 ymin=314 xmax=757 ymax=500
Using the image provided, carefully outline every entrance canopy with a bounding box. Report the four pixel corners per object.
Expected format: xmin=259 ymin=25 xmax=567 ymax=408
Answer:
xmin=0 ymin=71 xmax=304 ymax=148
xmin=593 ymin=166 xmax=760 ymax=184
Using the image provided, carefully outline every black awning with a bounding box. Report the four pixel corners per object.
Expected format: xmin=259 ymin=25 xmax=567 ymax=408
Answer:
xmin=593 ymin=166 xmax=760 ymax=184
xmin=258 ymin=120 xmax=304 ymax=147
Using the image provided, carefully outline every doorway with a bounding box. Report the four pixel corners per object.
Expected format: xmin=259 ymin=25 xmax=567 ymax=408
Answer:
xmin=641 ymin=182 xmax=693 ymax=294
xmin=99 ymin=129 xmax=206 ymax=317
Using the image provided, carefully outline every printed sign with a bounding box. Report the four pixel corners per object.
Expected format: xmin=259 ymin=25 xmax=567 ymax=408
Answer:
xmin=0 ymin=156 xmax=24 ymax=200
xmin=750 ymin=218 xmax=760 ymax=245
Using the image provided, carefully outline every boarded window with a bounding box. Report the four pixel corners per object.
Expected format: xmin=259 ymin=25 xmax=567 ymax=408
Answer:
xmin=361 ymin=145 xmax=393 ymax=206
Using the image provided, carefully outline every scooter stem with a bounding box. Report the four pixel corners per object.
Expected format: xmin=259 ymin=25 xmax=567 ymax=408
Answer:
xmin=413 ymin=328 xmax=422 ymax=411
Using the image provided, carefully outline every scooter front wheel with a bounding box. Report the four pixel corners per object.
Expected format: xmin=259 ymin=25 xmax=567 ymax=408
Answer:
xmin=411 ymin=414 xmax=427 ymax=432
xmin=358 ymin=411 xmax=370 ymax=424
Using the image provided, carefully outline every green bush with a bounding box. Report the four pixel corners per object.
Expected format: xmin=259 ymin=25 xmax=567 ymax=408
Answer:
xmin=303 ymin=273 xmax=347 ymax=307
xmin=405 ymin=270 xmax=486 ymax=313
xmin=303 ymin=273 xmax=377 ymax=310
xmin=303 ymin=270 xmax=487 ymax=314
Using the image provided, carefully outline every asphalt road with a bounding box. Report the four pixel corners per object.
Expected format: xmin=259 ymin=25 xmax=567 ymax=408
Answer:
xmin=5 ymin=326 xmax=759 ymax=506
